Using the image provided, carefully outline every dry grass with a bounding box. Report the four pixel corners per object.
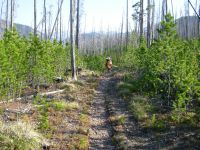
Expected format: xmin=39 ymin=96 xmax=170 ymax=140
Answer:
xmin=80 ymin=114 xmax=89 ymax=126
xmin=109 ymin=114 xmax=126 ymax=126
xmin=68 ymin=134 xmax=89 ymax=150
xmin=0 ymin=121 xmax=44 ymax=150
xmin=0 ymin=69 xmax=100 ymax=149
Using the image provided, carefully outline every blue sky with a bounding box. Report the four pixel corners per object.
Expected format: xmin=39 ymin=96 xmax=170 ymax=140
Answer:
xmin=1 ymin=0 xmax=199 ymax=33
xmin=13 ymin=0 xmax=129 ymax=33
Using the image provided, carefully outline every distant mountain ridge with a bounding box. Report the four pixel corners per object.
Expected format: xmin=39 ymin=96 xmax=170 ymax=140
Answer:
xmin=0 ymin=16 xmax=199 ymax=40
xmin=0 ymin=19 xmax=33 ymax=38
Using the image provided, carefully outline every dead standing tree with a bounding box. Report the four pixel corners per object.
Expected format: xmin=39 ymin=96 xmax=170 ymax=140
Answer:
xmin=75 ymin=0 xmax=80 ymax=49
xmin=34 ymin=0 xmax=37 ymax=36
xmin=49 ymin=0 xmax=64 ymax=39
xmin=70 ymin=0 xmax=77 ymax=80
xmin=43 ymin=0 xmax=47 ymax=40
xmin=6 ymin=0 xmax=8 ymax=29
xmin=139 ymin=0 xmax=144 ymax=41
xmin=147 ymin=0 xmax=151 ymax=47
xmin=10 ymin=0 xmax=13 ymax=30
xmin=126 ymin=0 xmax=129 ymax=50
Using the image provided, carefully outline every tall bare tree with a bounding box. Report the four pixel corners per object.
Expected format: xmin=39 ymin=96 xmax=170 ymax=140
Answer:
xmin=10 ymin=0 xmax=13 ymax=30
xmin=151 ymin=0 xmax=155 ymax=42
xmin=162 ymin=0 xmax=168 ymax=20
xmin=75 ymin=0 xmax=80 ymax=49
xmin=170 ymin=0 xmax=174 ymax=16
xmin=6 ymin=0 xmax=8 ymax=29
xmin=120 ymin=15 xmax=124 ymax=52
xmin=139 ymin=0 xmax=144 ymax=41
xmin=34 ymin=0 xmax=37 ymax=36
xmin=59 ymin=0 xmax=62 ymax=43
xmin=49 ymin=0 xmax=63 ymax=39
xmin=70 ymin=0 xmax=77 ymax=80
xmin=43 ymin=0 xmax=47 ymax=40
xmin=147 ymin=0 xmax=151 ymax=47
xmin=126 ymin=0 xmax=129 ymax=50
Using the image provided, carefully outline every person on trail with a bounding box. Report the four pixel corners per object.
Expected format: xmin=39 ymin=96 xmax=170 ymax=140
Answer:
xmin=105 ymin=56 xmax=112 ymax=72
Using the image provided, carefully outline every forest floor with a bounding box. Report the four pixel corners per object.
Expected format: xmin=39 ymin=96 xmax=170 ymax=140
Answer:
xmin=0 ymin=69 xmax=200 ymax=149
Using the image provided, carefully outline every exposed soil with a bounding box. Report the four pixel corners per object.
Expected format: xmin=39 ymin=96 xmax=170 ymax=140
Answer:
xmin=89 ymin=76 xmax=115 ymax=150
xmin=89 ymin=72 xmax=152 ymax=150
xmin=89 ymin=71 xmax=200 ymax=150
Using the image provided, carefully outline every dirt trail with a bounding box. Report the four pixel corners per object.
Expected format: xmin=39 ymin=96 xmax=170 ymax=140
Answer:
xmin=89 ymin=72 xmax=155 ymax=150
xmin=89 ymin=76 xmax=115 ymax=150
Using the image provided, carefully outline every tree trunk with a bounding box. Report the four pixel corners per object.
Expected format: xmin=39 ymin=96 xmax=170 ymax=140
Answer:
xmin=120 ymin=15 xmax=124 ymax=52
xmin=10 ymin=0 xmax=13 ymax=30
xmin=139 ymin=0 xmax=144 ymax=41
xmin=171 ymin=0 xmax=174 ymax=16
xmin=44 ymin=0 xmax=47 ymax=40
xmin=70 ymin=0 xmax=77 ymax=80
xmin=162 ymin=0 xmax=167 ymax=21
xmin=49 ymin=0 xmax=63 ymax=39
xmin=6 ymin=0 xmax=8 ymax=29
xmin=59 ymin=0 xmax=62 ymax=43
xmin=185 ymin=0 xmax=190 ymax=39
xmin=147 ymin=0 xmax=151 ymax=47
xmin=151 ymin=0 xmax=155 ymax=42
xmin=34 ymin=0 xmax=37 ymax=36
xmin=126 ymin=0 xmax=129 ymax=50
xmin=75 ymin=0 xmax=80 ymax=49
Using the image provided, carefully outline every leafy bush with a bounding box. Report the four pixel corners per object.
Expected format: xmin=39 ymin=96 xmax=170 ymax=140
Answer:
xmin=82 ymin=55 xmax=105 ymax=72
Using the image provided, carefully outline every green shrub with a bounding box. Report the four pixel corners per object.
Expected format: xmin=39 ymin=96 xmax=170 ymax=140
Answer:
xmin=129 ymin=96 xmax=150 ymax=121
xmin=147 ymin=114 xmax=166 ymax=131
xmin=52 ymin=101 xmax=79 ymax=111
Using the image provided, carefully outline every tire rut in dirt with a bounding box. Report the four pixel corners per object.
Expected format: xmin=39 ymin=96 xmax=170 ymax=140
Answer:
xmin=89 ymin=78 xmax=115 ymax=150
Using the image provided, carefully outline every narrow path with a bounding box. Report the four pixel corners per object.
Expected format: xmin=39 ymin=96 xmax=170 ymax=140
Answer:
xmin=105 ymin=76 xmax=151 ymax=149
xmin=89 ymin=72 xmax=154 ymax=150
xmin=90 ymin=70 xmax=200 ymax=149
xmin=89 ymin=76 xmax=115 ymax=150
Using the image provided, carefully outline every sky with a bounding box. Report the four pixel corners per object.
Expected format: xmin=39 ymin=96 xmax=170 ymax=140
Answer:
xmin=12 ymin=0 xmax=130 ymax=33
xmin=1 ymin=0 xmax=199 ymax=34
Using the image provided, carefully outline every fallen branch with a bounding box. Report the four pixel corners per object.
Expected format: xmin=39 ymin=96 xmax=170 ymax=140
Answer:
xmin=0 ymin=89 xmax=65 ymax=104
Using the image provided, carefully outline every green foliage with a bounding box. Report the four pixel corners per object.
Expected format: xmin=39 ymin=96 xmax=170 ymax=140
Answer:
xmin=121 ymin=13 xmax=200 ymax=117
xmin=114 ymin=13 xmax=200 ymax=130
xmin=0 ymin=121 xmax=43 ymax=150
xmin=0 ymin=28 xmax=27 ymax=99
xmin=128 ymin=96 xmax=150 ymax=121
xmin=82 ymin=55 xmax=105 ymax=71
xmin=38 ymin=111 xmax=49 ymax=130
xmin=0 ymin=29 xmax=70 ymax=100
xmin=33 ymin=96 xmax=50 ymax=131
xmin=117 ymin=115 xmax=126 ymax=125
xmin=147 ymin=114 xmax=166 ymax=131
xmin=53 ymin=101 xmax=66 ymax=111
